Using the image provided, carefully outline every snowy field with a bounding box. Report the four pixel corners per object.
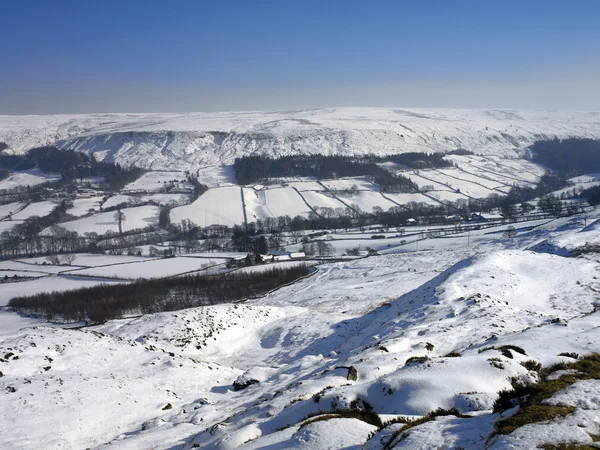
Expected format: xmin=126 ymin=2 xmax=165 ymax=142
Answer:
xmin=336 ymin=190 xmax=398 ymax=213
xmin=70 ymin=256 xmax=222 ymax=280
xmin=0 ymin=169 xmax=61 ymax=190
xmin=44 ymin=204 xmax=160 ymax=235
xmin=0 ymin=275 xmax=125 ymax=306
xmin=101 ymin=193 xmax=133 ymax=208
xmin=301 ymin=190 xmax=347 ymax=211
xmin=0 ymin=260 xmax=76 ymax=274
xmin=436 ymin=167 xmax=508 ymax=190
xmin=424 ymin=173 xmax=498 ymax=198
xmin=0 ymin=201 xmax=24 ymax=219
xmin=383 ymin=192 xmax=439 ymax=206
xmin=123 ymin=171 xmax=193 ymax=192
xmin=286 ymin=180 xmax=326 ymax=191
xmin=103 ymin=193 xmax=191 ymax=209
xmin=427 ymin=168 xmax=505 ymax=197
xmin=11 ymin=201 xmax=57 ymax=220
xmin=425 ymin=190 xmax=470 ymax=203
xmin=182 ymin=251 xmax=247 ymax=259
xmin=15 ymin=253 xmax=155 ymax=267
xmin=244 ymin=187 xmax=311 ymax=221
xmin=68 ymin=196 xmax=104 ymax=216
xmin=403 ymin=171 xmax=455 ymax=191
xmin=170 ymin=186 xmax=244 ymax=227
xmin=142 ymin=192 xmax=192 ymax=205
xmin=446 ymin=154 xmax=543 ymax=185
xmin=570 ymin=173 xmax=600 ymax=183
xmin=320 ymin=177 xmax=377 ymax=191
xmin=0 ymin=270 xmax=47 ymax=278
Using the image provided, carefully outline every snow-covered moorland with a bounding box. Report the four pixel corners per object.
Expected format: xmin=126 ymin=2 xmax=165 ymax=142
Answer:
xmin=1 ymin=108 xmax=600 ymax=185
xmin=2 ymin=207 xmax=600 ymax=449
xmin=2 ymin=108 xmax=600 ymax=448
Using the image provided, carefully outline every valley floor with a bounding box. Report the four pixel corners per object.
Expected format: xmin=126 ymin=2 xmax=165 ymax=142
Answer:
xmin=2 ymin=208 xmax=600 ymax=449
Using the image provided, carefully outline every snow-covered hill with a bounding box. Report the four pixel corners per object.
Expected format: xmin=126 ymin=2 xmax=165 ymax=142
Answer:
xmin=3 ymin=209 xmax=600 ymax=449
xmin=1 ymin=109 xmax=600 ymax=181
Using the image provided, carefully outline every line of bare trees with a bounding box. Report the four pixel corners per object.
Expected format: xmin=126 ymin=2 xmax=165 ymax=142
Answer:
xmin=9 ymin=265 xmax=310 ymax=323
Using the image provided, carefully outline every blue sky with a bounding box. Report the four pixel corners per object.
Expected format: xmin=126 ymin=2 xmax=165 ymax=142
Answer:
xmin=1 ymin=0 xmax=599 ymax=113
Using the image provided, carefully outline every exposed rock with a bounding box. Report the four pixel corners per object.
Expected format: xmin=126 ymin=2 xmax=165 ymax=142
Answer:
xmin=233 ymin=379 xmax=260 ymax=391
xmin=347 ymin=366 xmax=358 ymax=381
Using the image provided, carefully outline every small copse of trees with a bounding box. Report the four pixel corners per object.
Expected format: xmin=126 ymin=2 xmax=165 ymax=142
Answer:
xmin=8 ymin=264 xmax=311 ymax=323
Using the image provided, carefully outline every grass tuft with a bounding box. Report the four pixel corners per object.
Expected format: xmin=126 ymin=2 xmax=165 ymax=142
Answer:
xmin=490 ymin=353 xmax=600 ymax=439
xmin=298 ymin=408 xmax=383 ymax=429
xmin=558 ymin=352 xmax=579 ymax=360
xmin=405 ymin=355 xmax=429 ymax=365
xmin=538 ymin=444 xmax=598 ymax=450
xmin=382 ymin=408 xmax=467 ymax=450
xmin=521 ymin=360 xmax=543 ymax=372
xmin=479 ymin=345 xmax=527 ymax=358
xmin=494 ymin=405 xmax=576 ymax=435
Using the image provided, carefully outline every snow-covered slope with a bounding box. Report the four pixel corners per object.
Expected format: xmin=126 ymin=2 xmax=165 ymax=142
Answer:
xmin=4 ymin=204 xmax=600 ymax=449
xmin=1 ymin=109 xmax=600 ymax=180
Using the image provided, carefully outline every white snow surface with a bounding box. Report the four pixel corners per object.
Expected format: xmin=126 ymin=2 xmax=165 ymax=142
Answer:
xmin=10 ymin=201 xmax=57 ymax=220
xmin=0 ymin=169 xmax=61 ymax=190
xmin=67 ymin=196 xmax=104 ymax=217
xmin=70 ymin=256 xmax=221 ymax=280
xmin=4 ymin=208 xmax=600 ymax=448
xmin=170 ymin=186 xmax=244 ymax=227
xmin=42 ymin=204 xmax=160 ymax=235
xmin=244 ymin=186 xmax=312 ymax=220
xmin=2 ymin=108 xmax=600 ymax=185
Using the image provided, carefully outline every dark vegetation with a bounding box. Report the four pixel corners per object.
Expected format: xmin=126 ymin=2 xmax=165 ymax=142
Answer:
xmin=397 ymin=407 xmax=466 ymax=432
xmin=380 ymin=152 xmax=453 ymax=169
xmin=235 ymin=154 xmax=427 ymax=192
xmin=500 ymin=173 xmax=567 ymax=213
xmin=0 ymin=169 xmax=9 ymax=181
xmin=187 ymin=175 xmax=209 ymax=200
xmin=538 ymin=445 xmax=598 ymax=450
xmin=0 ymin=146 xmax=144 ymax=190
xmin=580 ymin=185 xmax=600 ymax=206
xmin=570 ymin=243 xmax=600 ymax=257
xmin=278 ymin=398 xmax=383 ymax=432
xmin=297 ymin=408 xmax=383 ymax=430
xmin=8 ymin=265 xmax=311 ymax=322
xmin=494 ymin=404 xmax=576 ymax=436
xmin=234 ymin=152 xmax=574 ymax=224
xmin=405 ymin=355 xmax=430 ymax=365
xmin=446 ymin=149 xmax=475 ymax=156
xmin=491 ymin=353 xmax=600 ymax=437
xmin=0 ymin=142 xmax=8 ymax=152
xmin=530 ymin=138 xmax=600 ymax=177
xmin=0 ymin=201 xmax=80 ymax=257
xmin=520 ymin=359 xmax=543 ymax=372
xmin=479 ymin=344 xmax=527 ymax=359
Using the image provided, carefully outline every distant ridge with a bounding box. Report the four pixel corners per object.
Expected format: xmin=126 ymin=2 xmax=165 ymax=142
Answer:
xmin=1 ymin=108 xmax=599 ymax=185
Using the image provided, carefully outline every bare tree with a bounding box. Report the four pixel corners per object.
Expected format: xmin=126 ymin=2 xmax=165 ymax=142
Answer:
xmin=61 ymin=254 xmax=78 ymax=265
xmin=45 ymin=255 xmax=61 ymax=265
xmin=114 ymin=209 xmax=126 ymax=234
xmin=503 ymin=225 xmax=517 ymax=240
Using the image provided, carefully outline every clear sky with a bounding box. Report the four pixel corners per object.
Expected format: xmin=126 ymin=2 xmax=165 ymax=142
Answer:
xmin=1 ymin=0 xmax=599 ymax=113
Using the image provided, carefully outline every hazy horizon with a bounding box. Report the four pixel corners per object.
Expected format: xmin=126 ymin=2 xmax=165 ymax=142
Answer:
xmin=2 ymin=0 xmax=599 ymax=114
